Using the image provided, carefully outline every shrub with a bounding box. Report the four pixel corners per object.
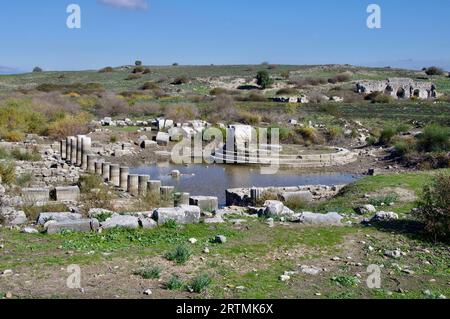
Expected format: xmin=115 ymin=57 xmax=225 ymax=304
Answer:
xmin=46 ymin=113 xmax=91 ymax=139
xmin=125 ymin=74 xmax=142 ymax=81
xmin=10 ymin=148 xmax=41 ymax=162
xmin=284 ymin=197 xmax=308 ymax=211
xmin=0 ymin=162 xmax=15 ymax=185
xmin=297 ymin=127 xmax=323 ymax=144
xmin=328 ymin=73 xmax=351 ymax=84
xmin=256 ymin=70 xmax=273 ymax=89
xmin=328 ymin=126 xmax=344 ymax=141
xmin=166 ymin=275 xmax=184 ymax=290
xmin=99 ymin=66 xmax=114 ymax=73
xmin=140 ymin=82 xmax=159 ymax=91
xmin=163 ymin=219 xmax=180 ymax=229
xmin=134 ymin=266 xmax=161 ymax=279
xmin=396 ymin=123 xmax=411 ymax=134
xmin=135 ymin=60 xmax=142 ymax=66
xmin=281 ymin=71 xmax=290 ymax=79
xmin=276 ymin=88 xmax=298 ymax=96
xmin=132 ymin=66 xmax=145 ymax=74
xmin=171 ymin=76 xmax=189 ymax=85
xmin=416 ymin=124 xmax=450 ymax=153
xmin=142 ymin=68 xmax=151 ymax=74
xmin=166 ymin=103 xmax=199 ymax=123
xmin=238 ymin=111 xmax=261 ymax=125
xmin=190 ymin=274 xmax=211 ymax=293
xmin=366 ymin=136 xmax=377 ymax=146
xmin=424 ymin=66 xmax=444 ymax=76
xmin=365 ymin=92 xmax=394 ymax=104
xmin=36 ymin=83 xmax=104 ymax=94
xmin=165 ymin=245 xmax=192 ymax=264
xmin=393 ymin=138 xmax=415 ymax=157
xmin=32 ymin=67 xmax=43 ymax=73
xmin=246 ymin=92 xmax=267 ymax=102
xmin=414 ymin=173 xmax=450 ymax=241
xmin=207 ymin=94 xmax=239 ymax=123
xmin=379 ymin=127 xmax=396 ymax=145
xmin=3 ymin=131 xmax=25 ymax=142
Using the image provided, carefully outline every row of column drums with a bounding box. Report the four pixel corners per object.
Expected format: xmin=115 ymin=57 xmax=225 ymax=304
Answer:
xmin=59 ymin=135 xmax=178 ymax=199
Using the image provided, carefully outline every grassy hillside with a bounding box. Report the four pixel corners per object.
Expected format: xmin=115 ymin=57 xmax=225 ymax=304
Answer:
xmin=1 ymin=64 xmax=448 ymax=94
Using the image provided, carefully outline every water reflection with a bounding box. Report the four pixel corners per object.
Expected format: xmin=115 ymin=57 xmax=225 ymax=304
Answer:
xmin=131 ymin=164 xmax=361 ymax=205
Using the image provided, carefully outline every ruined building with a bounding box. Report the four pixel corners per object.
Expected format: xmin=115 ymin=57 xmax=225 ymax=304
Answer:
xmin=356 ymin=78 xmax=437 ymax=99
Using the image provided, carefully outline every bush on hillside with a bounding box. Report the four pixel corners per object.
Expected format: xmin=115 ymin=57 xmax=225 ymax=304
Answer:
xmin=416 ymin=124 xmax=450 ymax=153
xmin=414 ymin=173 xmax=450 ymax=242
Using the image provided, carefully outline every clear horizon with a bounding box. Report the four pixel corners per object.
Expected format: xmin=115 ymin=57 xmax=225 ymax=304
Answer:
xmin=1 ymin=0 xmax=450 ymax=73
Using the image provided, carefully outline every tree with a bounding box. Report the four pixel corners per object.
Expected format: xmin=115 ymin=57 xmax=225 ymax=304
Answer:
xmin=424 ymin=66 xmax=444 ymax=76
xmin=32 ymin=67 xmax=43 ymax=73
xmin=135 ymin=60 xmax=142 ymax=66
xmin=256 ymin=70 xmax=273 ymax=89
xmin=414 ymin=173 xmax=450 ymax=241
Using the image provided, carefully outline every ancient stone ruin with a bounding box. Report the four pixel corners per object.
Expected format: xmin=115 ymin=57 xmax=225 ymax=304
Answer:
xmin=356 ymin=78 xmax=437 ymax=99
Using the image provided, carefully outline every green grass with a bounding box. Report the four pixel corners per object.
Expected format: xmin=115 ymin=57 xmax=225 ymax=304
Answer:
xmin=134 ymin=266 xmax=162 ymax=279
xmin=190 ymin=274 xmax=212 ymax=293
xmin=312 ymin=170 xmax=450 ymax=215
xmin=165 ymin=275 xmax=185 ymax=291
xmin=165 ymin=245 xmax=192 ymax=265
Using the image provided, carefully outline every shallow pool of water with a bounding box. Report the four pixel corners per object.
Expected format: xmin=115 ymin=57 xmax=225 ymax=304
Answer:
xmin=130 ymin=164 xmax=361 ymax=205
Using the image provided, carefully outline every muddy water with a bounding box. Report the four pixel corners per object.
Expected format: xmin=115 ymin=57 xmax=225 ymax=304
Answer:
xmin=131 ymin=164 xmax=361 ymax=206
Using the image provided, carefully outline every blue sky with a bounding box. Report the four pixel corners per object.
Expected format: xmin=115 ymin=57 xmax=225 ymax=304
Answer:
xmin=1 ymin=0 xmax=450 ymax=72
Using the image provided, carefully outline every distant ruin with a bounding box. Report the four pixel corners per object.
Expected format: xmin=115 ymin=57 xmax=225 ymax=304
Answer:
xmin=356 ymin=78 xmax=437 ymax=99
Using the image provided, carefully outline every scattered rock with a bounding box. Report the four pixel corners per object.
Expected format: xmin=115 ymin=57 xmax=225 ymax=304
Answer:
xmin=384 ymin=249 xmax=402 ymax=259
xmin=355 ymin=204 xmax=376 ymax=215
xmin=138 ymin=217 xmax=157 ymax=229
xmin=153 ymin=205 xmax=201 ymax=225
xmin=279 ymin=275 xmax=291 ymax=282
xmin=2 ymin=269 xmax=13 ymax=276
xmin=188 ymin=238 xmax=198 ymax=244
xmin=37 ymin=212 xmax=82 ymax=226
xmin=214 ymin=235 xmax=227 ymax=244
xmin=299 ymin=212 xmax=343 ymax=226
xmin=101 ymin=215 xmax=140 ymax=229
xmin=370 ymin=211 xmax=399 ymax=222
xmin=22 ymin=227 xmax=39 ymax=234
xmin=300 ymin=265 xmax=322 ymax=276
xmin=143 ymin=289 xmax=152 ymax=296
xmin=47 ymin=219 xmax=100 ymax=234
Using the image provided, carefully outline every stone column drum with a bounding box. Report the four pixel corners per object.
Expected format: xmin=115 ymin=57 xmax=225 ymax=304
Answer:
xmin=147 ymin=180 xmax=161 ymax=196
xmin=119 ymin=167 xmax=129 ymax=190
xmin=95 ymin=161 xmax=104 ymax=176
xmin=109 ymin=164 xmax=120 ymax=187
xmin=60 ymin=140 xmax=66 ymax=160
xmin=86 ymin=155 xmax=96 ymax=174
xmin=76 ymin=135 xmax=86 ymax=166
xmin=250 ymin=187 xmax=262 ymax=205
xmin=138 ymin=175 xmax=149 ymax=197
xmin=81 ymin=137 xmax=92 ymax=170
xmin=102 ymin=162 xmax=111 ymax=181
xmin=65 ymin=137 xmax=72 ymax=162
xmin=127 ymin=175 xmax=139 ymax=196
xmin=70 ymin=136 xmax=77 ymax=164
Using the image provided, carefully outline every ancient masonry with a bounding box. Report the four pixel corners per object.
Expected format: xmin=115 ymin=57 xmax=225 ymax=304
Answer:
xmin=356 ymin=78 xmax=437 ymax=99
xmin=211 ymin=125 xmax=357 ymax=167
xmin=56 ymin=135 xmax=218 ymax=210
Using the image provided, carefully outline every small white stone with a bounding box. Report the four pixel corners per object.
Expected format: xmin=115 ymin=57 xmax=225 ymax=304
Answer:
xmin=188 ymin=238 xmax=197 ymax=244
xmin=279 ymin=275 xmax=290 ymax=282
xmin=144 ymin=289 xmax=152 ymax=295
xmin=2 ymin=269 xmax=13 ymax=276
